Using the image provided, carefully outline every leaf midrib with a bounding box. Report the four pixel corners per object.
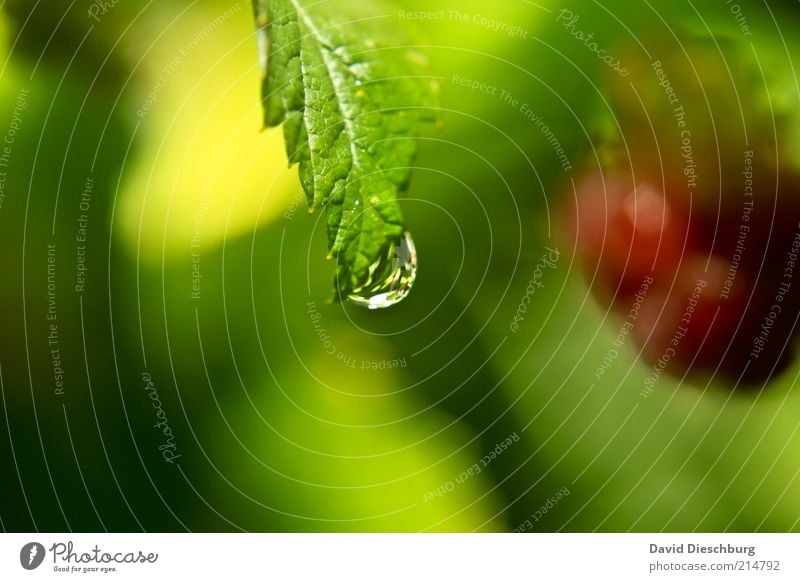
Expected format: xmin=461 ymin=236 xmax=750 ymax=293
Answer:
xmin=290 ymin=0 xmax=365 ymax=198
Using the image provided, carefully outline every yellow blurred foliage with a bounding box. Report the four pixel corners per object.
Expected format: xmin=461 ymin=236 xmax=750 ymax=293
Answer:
xmin=118 ymin=1 xmax=301 ymax=261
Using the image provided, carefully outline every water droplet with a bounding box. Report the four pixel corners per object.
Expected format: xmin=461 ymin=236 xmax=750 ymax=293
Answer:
xmin=346 ymin=231 xmax=417 ymax=310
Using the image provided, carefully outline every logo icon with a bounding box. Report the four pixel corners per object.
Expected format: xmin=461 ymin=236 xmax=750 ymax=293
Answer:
xmin=20 ymin=542 xmax=45 ymax=570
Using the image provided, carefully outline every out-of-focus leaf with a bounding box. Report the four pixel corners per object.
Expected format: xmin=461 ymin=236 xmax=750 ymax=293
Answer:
xmin=118 ymin=3 xmax=300 ymax=261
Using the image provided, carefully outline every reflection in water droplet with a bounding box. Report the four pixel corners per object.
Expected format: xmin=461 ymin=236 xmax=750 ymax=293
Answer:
xmin=346 ymin=231 xmax=417 ymax=310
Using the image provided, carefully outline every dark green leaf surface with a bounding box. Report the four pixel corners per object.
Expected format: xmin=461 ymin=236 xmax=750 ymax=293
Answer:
xmin=254 ymin=0 xmax=435 ymax=297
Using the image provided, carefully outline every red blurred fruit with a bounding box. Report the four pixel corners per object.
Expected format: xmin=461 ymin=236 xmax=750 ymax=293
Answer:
xmin=633 ymin=255 xmax=749 ymax=374
xmin=564 ymin=166 xmax=800 ymax=386
xmin=567 ymin=171 xmax=690 ymax=298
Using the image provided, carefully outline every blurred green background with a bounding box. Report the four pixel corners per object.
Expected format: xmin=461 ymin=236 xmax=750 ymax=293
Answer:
xmin=1 ymin=0 xmax=799 ymax=532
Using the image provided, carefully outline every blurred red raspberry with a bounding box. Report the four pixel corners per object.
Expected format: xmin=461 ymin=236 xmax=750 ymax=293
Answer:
xmin=567 ymin=171 xmax=689 ymax=299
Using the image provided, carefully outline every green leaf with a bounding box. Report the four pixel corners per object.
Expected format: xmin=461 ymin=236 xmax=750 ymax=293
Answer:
xmin=253 ymin=0 xmax=435 ymax=299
